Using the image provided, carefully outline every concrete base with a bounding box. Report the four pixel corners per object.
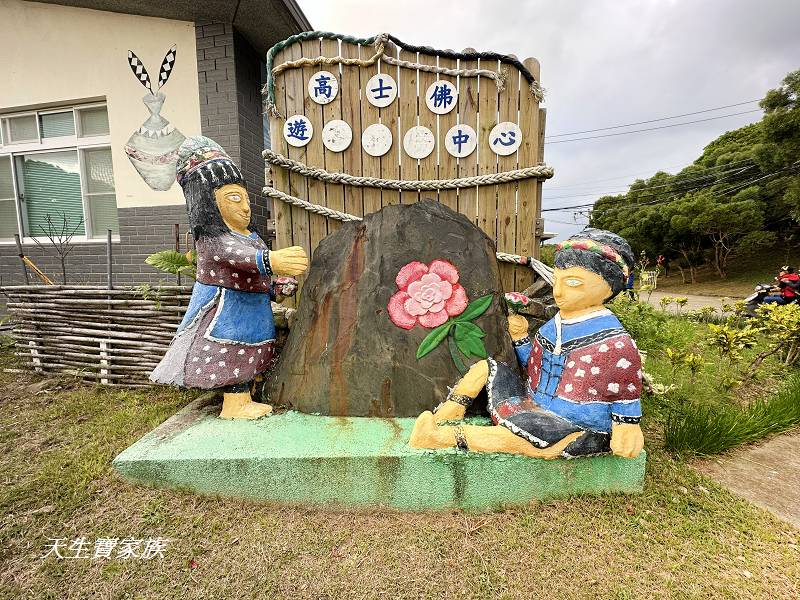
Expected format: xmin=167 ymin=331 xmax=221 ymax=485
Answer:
xmin=113 ymin=396 xmax=646 ymax=510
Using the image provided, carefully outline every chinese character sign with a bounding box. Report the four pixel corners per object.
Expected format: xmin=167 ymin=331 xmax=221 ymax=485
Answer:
xmin=489 ymin=121 xmax=523 ymax=156
xmin=365 ymin=73 xmax=397 ymax=108
xmin=425 ymin=80 xmax=458 ymax=115
xmin=308 ymin=70 xmax=339 ymax=104
xmin=444 ymin=124 xmax=477 ymax=158
xmin=283 ymin=115 xmax=313 ymax=148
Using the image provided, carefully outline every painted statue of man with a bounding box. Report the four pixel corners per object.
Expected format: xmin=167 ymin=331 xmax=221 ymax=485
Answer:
xmin=409 ymin=228 xmax=644 ymax=459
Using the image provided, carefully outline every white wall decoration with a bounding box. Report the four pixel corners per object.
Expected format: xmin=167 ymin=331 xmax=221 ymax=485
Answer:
xmin=489 ymin=121 xmax=522 ymax=156
xmin=403 ymin=125 xmax=435 ymax=159
xmin=361 ymin=123 xmax=393 ymax=157
xmin=425 ymin=80 xmax=457 ymax=115
xmin=364 ymin=73 xmax=398 ymax=108
xmin=283 ymin=115 xmax=313 ymax=147
xmin=321 ymin=119 xmax=353 ymax=152
xmin=444 ymin=124 xmax=477 ymax=158
xmin=308 ymin=70 xmax=339 ymax=104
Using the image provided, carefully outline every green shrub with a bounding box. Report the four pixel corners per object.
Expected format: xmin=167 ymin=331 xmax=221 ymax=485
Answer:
xmin=664 ymin=376 xmax=800 ymax=455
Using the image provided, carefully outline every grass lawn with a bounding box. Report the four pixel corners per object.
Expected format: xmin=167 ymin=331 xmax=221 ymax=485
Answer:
xmin=1 ymin=334 xmax=799 ymax=598
xmin=655 ymin=245 xmax=800 ymax=298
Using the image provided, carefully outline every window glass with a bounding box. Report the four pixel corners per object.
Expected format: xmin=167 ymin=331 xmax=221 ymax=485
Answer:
xmin=21 ymin=150 xmax=85 ymax=237
xmin=7 ymin=115 xmax=38 ymax=143
xmin=40 ymin=111 xmax=76 ymax=138
xmin=88 ymin=194 xmax=119 ymax=236
xmin=0 ymin=156 xmax=17 ymax=238
xmin=78 ymin=107 xmax=110 ymax=137
xmin=83 ymin=147 xmax=115 ymax=193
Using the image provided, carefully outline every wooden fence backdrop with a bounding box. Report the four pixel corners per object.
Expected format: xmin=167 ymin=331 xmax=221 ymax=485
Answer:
xmin=267 ymin=37 xmax=546 ymax=305
xmin=2 ymin=285 xmax=291 ymax=387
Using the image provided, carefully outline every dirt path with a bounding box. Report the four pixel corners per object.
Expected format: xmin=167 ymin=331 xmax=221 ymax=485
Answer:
xmin=694 ymin=432 xmax=800 ymax=529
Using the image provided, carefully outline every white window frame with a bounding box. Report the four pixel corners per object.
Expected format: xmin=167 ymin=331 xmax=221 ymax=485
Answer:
xmin=0 ymin=102 xmax=119 ymax=245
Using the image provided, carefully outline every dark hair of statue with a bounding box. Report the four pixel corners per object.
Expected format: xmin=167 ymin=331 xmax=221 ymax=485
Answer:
xmin=181 ymin=161 xmax=257 ymax=241
xmin=554 ymin=228 xmax=635 ymax=301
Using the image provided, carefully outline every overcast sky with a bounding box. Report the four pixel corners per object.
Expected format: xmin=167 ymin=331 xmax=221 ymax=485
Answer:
xmin=298 ymin=0 xmax=800 ymax=240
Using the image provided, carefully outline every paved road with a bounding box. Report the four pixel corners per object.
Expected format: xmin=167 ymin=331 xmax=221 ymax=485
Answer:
xmin=694 ymin=432 xmax=800 ymax=529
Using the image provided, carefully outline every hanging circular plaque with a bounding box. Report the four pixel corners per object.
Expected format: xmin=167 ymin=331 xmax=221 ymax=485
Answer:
xmin=308 ymin=70 xmax=339 ymax=104
xmin=444 ymin=124 xmax=477 ymax=158
xmin=425 ymin=80 xmax=458 ymax=115
xmin=488 ymin=121 xmax=522 ymax=156
xmin=365 ymin=73 xmax=398 ymax=108
xmin=283 ymin=115 xmax=313 ymax=147
xmin=403 ymin=125 xmax=435 ymax=159
xmin=362 ymin=123 xmax=393 ymax=157
xmin=321 ymin=120 xmax=353 ymax=152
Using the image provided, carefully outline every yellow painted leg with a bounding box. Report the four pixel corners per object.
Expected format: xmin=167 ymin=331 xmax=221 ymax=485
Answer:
xmin=219 ymin=391 xmax=273 ymax=420
xmin=410 ymin=411 xmax=583 ymax=459
xmin=433 ymin=360 xmax=489 ymax=423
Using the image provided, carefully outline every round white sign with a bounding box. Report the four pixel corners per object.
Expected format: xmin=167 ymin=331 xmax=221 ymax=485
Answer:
xmin=308 ymin=70 xmax=339 ymax=104
xmin=361 ymin=123 xmax=393 ymax=157
xmin=283 ymin=115 xmax=313 ymax=147
xmin=444 ymin=124 xmax=477 ymax=158
xmin=403 ymin=125 xmax=435 ymax=159
xmin=489 ymin=121 xmax=522 ymax=156
xmin=425 ymin=80 xmax=458 ymax=115
xmin=365 ymin=73 xmax=398 ymax=108
xmin=321 ymin=120 xmax=352 ymax=152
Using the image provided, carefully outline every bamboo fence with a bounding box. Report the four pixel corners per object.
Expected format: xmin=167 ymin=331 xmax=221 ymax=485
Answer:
xmin=1 ymin=285 xmax=292 ymax=388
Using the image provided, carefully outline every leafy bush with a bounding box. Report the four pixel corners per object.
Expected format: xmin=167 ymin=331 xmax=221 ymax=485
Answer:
xmin=145 ymin=250 xmax=197 ymax=279
xmin=609 ymin=297 xmax=671 ymax=351
xmin=664 ymin=376 xmax=800 ymax=454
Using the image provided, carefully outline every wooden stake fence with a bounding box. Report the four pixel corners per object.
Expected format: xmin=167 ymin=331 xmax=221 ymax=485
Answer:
xmin=2 ymin=286 xmax=292 ymax=388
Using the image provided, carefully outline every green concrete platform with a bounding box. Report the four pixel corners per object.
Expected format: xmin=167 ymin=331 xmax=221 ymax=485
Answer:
xmin=113 ymin=396 xmax=646 ymax=510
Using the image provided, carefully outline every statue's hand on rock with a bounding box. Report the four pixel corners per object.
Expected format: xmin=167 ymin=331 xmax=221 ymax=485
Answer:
xmin=610 ymin=423 xmax=644 ymax=458
xmin=507 ymin=313 xmax=529 ymax=341
xmin=270 ymin=246 xmax=309 ymax=276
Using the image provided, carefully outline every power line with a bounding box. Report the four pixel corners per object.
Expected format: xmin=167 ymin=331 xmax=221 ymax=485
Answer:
xmin=541 ymin=161 xmax=757 ymax=212
xmin=546 ymin=99 xmax=761 ymax=138
xmin=546 ymin=109 xmax=762 ymax=144
xmin=542 ymin=161 xmax=755 ymax=201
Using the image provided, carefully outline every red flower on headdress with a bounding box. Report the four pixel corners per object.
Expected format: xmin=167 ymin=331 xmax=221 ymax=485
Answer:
xmin=387 ymin=260 xmax=468 ymax=329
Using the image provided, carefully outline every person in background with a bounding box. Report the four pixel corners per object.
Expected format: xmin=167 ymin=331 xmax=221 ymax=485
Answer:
xmin=763 ymin=266 xmax=799 ymax=305
xmin=625 ymin=269 xmax=636 ymax=300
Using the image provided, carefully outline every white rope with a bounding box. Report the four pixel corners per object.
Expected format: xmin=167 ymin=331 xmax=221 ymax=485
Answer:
xmin=263 ymin=149 xmax=554 ymax=189
xmin=264 ymin=185 xmax=553 ymax=281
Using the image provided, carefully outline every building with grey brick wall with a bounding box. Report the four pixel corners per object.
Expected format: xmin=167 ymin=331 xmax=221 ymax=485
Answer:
xmin=1 ymin=0 xmax=310 ymax=287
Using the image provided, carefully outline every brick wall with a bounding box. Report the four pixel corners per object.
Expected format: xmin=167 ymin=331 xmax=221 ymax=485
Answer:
xmin=0 ymin=205 xmax=189 ymax=287
xmin=195 ymin=22 xmax=270 ymax=236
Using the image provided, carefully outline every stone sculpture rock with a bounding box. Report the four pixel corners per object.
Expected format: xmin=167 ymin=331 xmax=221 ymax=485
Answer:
xmin=265 ymin=200 xmax=517 ymax=417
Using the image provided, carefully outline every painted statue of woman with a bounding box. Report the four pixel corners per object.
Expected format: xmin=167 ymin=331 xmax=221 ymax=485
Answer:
xmin=151 ymin=136 xmax=308 ymax=419
xmin=409 ymin=228 xmax=644 ymax=459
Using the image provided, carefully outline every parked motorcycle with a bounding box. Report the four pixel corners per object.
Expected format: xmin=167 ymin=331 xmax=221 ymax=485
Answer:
xmin=743 ymin=283 xmax=775 ymax=317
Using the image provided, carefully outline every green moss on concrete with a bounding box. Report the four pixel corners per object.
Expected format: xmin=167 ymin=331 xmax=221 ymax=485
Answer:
xmin=113 ymin=397 xmax=645 ymax=510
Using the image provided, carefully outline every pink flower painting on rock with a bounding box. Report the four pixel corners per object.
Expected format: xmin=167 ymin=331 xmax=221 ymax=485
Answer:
xmin=388 ymin=259 xmax=468 ymax=329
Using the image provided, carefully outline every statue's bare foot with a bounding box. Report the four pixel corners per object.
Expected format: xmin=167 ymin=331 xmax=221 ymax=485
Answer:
xmin=409 ymin=411 xmax=452 ymax=449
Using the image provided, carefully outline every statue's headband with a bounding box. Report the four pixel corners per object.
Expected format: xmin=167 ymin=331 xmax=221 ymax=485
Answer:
xmin=555 ymin=238 xmax=630 ymax=278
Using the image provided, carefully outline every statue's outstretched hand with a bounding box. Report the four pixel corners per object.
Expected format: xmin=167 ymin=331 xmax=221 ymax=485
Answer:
xmin=507 ymin=314 xmax=529 ymax=341
xmin=270 ymin=246 xmax=308 ymax=277
xmin=610 ymin=423 xmax=644 ymax=458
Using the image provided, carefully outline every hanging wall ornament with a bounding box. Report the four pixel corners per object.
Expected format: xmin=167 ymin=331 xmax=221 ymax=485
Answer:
xmin=322 ymin=120 xmax=352 ymax=152
xmin=284 ymin=115 xmax=313 ymax=147
xmin=365 ymin=73 xmax=398 ymax=108
xmin=403 ymin=125 xmax=435 ymax=159
xmin=308 ymin=70 xmax=339 ymax=104
xmin=124 ymin=45 xmax=186 ymax=191
xmin=362 ymin=123 xmax=393 ymax=157
xmin=444 ymin=124 xmax=477 ymax=158
xmin=489 ymin=121 xmax=523 ymax=156
xmin=425 ymin=80 xmax=458 ymax=115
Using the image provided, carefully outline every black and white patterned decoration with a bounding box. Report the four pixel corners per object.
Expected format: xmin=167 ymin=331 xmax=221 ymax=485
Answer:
xmin=127 ymin=50 xmax=152 ymax=92
xmin=158 ymin=45 xmax=177 ymax=89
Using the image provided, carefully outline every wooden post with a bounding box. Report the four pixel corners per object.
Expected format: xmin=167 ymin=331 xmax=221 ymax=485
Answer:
xmin=106 ymin=230 xmax=113 ymax=290
xmin=99 ymin=340 xmax=109 ymax=385
xmin=14 ymin=234 xmax=29 ymax=285
xmin=174 ymin=223 xmax=181 ymax=287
